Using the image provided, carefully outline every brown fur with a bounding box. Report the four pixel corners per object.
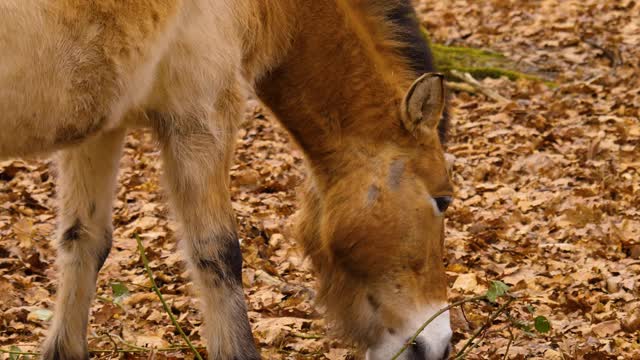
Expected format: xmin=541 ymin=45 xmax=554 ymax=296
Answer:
xmin=255 ymin=1 xmax=453 ymax=351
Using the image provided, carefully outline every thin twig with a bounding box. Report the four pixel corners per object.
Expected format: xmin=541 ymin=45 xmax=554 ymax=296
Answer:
xmin=96 ymin=295 xmax=126 ymax=312
xmin=503 ymin=327 xmax=515 ymax=360
xmin=0 ymin=345 xmax=208 ymax=357
xmin=117 ymin=280 xmax=152 ymax=291
xmin=135 ymin=234 xmax=204 ymax=360
xmin=90 ymin=345 xmax=206 ymax=354
xmin=0 ymin=348 xmax=40 ymax=356
xmin=450 ymin=70 xmax=510 ymax=103
xmin=290 ymin=332 xmax=324 ymax=340
xmin=103 ymin=332 xmax=119 ymax=359
xmin=110 ymin=334 xmax=152 ymax=352
xmin=447 ymin=82 xmax=477 ymax=94
xmin=455 ymin=296 xmax=516 ymax=359
xmin=460 ymin=300 xmax=471 ymax=326
xmin=580 ymin=35 xmax=622 ymax=67
xmin=390 ymin=295 xmax=486 ymax=360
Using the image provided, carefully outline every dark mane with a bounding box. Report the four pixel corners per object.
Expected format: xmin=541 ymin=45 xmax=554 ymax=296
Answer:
xmin=384 ymin=1 xmax=449 ymax=143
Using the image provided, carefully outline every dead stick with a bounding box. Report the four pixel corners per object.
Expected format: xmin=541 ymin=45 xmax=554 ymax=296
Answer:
xmin=447 ymin=81 xmax=477 ymax=94
xmin=503 ymin=328 xmax=515 ymax=360
xmin=291 ymin=332 xmax=324 ymax=340
xmin=390 ymin=295 xmax=487 ymax=360
xmin=450 ymin=70 xmax=510 ymax=103
xmin=580 ymin=35 xmax=622 ymax=67
xmin=103 ymin=332 xmax=119 ymax=358
xmin=135 ymin=234 xmax=204 ymax=360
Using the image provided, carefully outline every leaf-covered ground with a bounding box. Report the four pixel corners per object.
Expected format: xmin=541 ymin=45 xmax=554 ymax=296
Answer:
xmin=1 ymin=0 xmax=639 ymax=359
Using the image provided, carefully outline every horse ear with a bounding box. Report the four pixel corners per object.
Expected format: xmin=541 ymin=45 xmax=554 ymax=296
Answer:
xmin=401 ymin=73 xmax=445 ymax=135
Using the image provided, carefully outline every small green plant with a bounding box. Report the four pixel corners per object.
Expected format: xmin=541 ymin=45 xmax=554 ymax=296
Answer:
xmin=110 ymin=281 xmax=130 ymax=305
xmin=486 ymin=280 xmax=510 ymax=303
xmin=8 ymin=346 xmax=29 ymax=360
xmin=534 ymin=315 xmax=551 ymax=334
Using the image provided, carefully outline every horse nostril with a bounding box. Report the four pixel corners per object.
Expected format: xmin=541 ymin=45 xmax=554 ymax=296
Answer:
xmin=408 ymin=338 xmax=427 ymax=360
xmin=407 ymin=338 xmax=451 ymax=360
xmin=441 ymin=344 xmax=451 ymax=359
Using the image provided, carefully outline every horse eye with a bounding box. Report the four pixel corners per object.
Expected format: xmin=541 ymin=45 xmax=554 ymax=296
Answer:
xmin=434 ymin=196 xmax=452 ymax=213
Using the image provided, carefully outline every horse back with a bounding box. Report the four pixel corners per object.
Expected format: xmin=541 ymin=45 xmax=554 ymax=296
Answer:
xmin=0 ymin=0 xmax=184 ymax=157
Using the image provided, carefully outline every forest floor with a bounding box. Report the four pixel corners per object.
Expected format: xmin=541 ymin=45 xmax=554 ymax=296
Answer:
xmin=1 ymin=0 xmax=639 ymax=359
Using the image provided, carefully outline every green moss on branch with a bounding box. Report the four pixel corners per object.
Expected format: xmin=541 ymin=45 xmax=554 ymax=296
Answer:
xmin=421 ymin=27 xmax=555 ymax=86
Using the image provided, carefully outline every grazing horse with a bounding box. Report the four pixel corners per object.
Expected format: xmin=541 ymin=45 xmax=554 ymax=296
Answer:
xmin=0 ymin=0 xmax=453 ymax=359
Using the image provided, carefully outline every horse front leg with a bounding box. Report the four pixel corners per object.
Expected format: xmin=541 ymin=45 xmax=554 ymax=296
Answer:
xmin=152 ymin=110 xmax=259 ymax=360
xmin=42 ymin=129 xmax=126 ymax=360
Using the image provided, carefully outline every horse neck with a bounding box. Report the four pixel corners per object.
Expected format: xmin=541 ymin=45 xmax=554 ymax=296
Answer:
xmin=250 ymin=1 xmax=411 ymax=183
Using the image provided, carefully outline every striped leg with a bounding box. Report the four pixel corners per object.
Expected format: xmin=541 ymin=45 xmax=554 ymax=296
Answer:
xmin=42 ymin=129 xmax=126 ymax=360
xmin=154 ymin=111 xmax=259 ymax=360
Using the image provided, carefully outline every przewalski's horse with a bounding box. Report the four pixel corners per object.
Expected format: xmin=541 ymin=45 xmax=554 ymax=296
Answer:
xmin=0 ymin=0 xmax=453 ymax=359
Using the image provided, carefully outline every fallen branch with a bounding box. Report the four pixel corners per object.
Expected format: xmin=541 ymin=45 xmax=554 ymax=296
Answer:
xmin=421 ymin=26 xmax=555 ymax=85
xmin=135 ymin=234 xmax=204 ymax=360
xmin=449 ymin=70 xmax=511 ymax=103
